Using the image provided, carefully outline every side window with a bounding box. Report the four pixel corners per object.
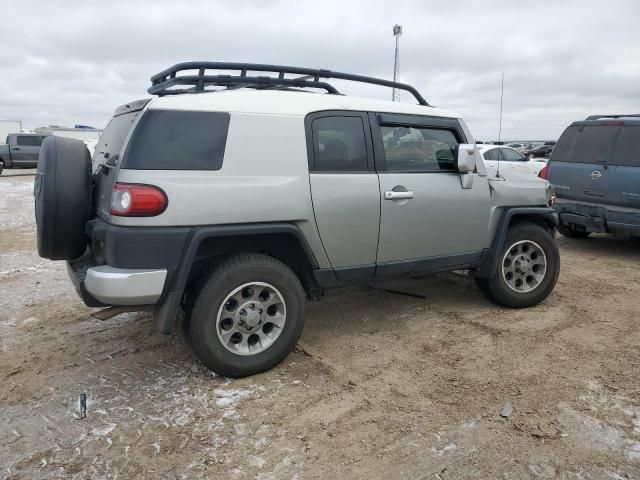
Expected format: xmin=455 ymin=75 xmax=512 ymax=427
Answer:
xmin=123 ymin=110 xmax=230 ymax=170
xmin=501 ymin=148 xmax=525 ymax=161
xmin=312 ymin=116 xmax=368 ymax=172
xmin=484 ymin=148 xmax=499 ymax=161
xmin=16 ymin=136 xmax=39 ymax=147
xmin=380 ymin=125 xmax=458 ymax=172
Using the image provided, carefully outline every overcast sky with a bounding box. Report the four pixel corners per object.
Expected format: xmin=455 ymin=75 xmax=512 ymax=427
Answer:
xmin=2 ymin=0 xmax=639 ymax=140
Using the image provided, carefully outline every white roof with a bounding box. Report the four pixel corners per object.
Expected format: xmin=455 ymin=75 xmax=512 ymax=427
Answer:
xmin=148 ymin=88 xmax=461 ymax=119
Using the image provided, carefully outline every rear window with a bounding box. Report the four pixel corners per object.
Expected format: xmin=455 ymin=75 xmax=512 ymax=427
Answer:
xmin=122 ymin=110 xmax=230 ymax=170
xmin=93 ymin=111 xmax=140 ymax=166
xmin=610 ymin=125 xmax=640 ymax=167
xmin=551 ymin=125 xmax=617 ymax=164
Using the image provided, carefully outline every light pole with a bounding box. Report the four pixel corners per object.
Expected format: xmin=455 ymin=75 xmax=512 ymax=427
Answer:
xmin=392 ymin=24 xmax=402 ymax=102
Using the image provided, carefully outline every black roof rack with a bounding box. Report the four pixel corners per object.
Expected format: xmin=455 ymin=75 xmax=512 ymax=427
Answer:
xmin=148 ymin=62 xmax=430 ymax=106
xmin=585 ymin=114 xmax=640 ymax=120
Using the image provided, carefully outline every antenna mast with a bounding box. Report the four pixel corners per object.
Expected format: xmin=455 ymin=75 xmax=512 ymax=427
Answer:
xmin=392 ymin=24 xmax=402 ymax=101
xmin=496 ymin=73 xmax=504 ymax=178
xmin=498 ymin=73 xmax=504 ymax=143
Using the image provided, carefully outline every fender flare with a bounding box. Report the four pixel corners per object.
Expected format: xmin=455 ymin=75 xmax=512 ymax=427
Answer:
xmin=476 ymin=206 xmax=558 ymax=278
xmin=153 ymin=222 xmax=318 ymax=334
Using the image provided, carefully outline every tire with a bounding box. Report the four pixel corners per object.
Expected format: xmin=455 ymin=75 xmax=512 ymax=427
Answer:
xmin=184 ymin=253 xmax=306 ymax=378
xmin=35 ymin=136 xmax=92 ymax=260
xmin=558 ymin=223 xmax=591 ymax=239
xmin=475 ymin=223 xmax=560 ymax=308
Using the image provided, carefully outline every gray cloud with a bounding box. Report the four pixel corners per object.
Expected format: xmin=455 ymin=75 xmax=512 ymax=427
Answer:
xmin=1 ymin=0 xmax=639 ymax=140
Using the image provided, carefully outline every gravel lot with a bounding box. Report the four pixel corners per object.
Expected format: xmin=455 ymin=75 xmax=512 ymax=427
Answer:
xmin=1 ymin=170 xmax=640 ymax=479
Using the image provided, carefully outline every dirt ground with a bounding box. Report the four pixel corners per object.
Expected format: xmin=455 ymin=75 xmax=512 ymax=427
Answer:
xmin=1 ymin=170 xmax=639 ymax=480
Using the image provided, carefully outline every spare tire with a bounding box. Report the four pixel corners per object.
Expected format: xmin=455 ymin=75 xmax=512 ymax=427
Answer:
xmin=35 ymin=136 xmax=92 ymax=260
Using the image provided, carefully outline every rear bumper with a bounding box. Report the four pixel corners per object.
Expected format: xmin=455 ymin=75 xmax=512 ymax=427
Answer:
xmin=555 ymin=201 xmax=640 ymax=233
xmin=66 ymin=254 xmax=167 ymax=306
xmin=84 ymin=266 xmax=166 ymax=305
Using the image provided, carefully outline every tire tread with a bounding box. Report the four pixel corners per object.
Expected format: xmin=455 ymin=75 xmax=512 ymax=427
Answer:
xmin=186 ymin=253 xmax=305 ymax=377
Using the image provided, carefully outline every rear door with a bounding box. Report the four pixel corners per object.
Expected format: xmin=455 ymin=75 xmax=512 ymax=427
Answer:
xmin=92 ymin=101 xmax=148 ymax=219
xmin=306 ymin=111 xmax=380 ymax=279
xmin=548 ymin=124 xmax=618 ymax=204
xmin=372 ymin=113 xmax=491 ymax=274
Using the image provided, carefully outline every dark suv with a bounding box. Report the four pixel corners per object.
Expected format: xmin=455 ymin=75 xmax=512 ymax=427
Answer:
xmin=542 ymin=114 xmax=640 ymax=238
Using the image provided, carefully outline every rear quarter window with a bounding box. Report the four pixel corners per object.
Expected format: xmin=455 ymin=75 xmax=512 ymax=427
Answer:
xmin=122 ymin=110 xmax=230 ymax=170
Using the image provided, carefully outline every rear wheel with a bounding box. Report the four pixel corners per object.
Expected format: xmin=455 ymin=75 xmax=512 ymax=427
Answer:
xmin=184 ymin=254 xmax=305 ymax=377
xmin=475 ymin=223 xmax=560 ymax=308
xmin=558 ymin=223 xmax=591 ymax=239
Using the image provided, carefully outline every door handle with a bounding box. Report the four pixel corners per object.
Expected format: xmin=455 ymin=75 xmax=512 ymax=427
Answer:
xmin=12 ymin=147 xmax=20 ymax=150
xmin=384 ymin=190 xmax=414 ymax=200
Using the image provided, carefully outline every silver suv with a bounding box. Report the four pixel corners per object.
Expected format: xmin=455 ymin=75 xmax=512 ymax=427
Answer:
xmin=34 ymin=62 xmax=560 ymax=377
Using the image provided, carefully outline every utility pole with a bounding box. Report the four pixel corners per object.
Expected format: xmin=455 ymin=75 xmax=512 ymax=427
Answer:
xmin=392 ymin=24 xmax=402 ymax=101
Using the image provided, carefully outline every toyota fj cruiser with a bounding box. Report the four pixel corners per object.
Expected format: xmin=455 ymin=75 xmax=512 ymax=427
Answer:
xmin=35 ymin=62 xmax=560 ymax=377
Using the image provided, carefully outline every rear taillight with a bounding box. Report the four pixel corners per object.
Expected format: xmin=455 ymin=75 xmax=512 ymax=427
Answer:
xmin=110 ymin=183 xmax=167 ymax=217
xmin=538 ymin=163 xmax=549 ymax=179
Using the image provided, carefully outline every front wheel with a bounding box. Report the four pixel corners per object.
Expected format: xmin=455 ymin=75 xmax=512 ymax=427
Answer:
xmin=475 ymin=223 xmax=560 ymax=308
xmin=184 ymin=254 xmax=306 ymax=378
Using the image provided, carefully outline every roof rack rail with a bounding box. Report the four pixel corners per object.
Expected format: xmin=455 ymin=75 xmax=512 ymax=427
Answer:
xmin=148 ymin=62 xmax=430 ymax=106
xmin=585 ymin=114 xmax=640 ymax=120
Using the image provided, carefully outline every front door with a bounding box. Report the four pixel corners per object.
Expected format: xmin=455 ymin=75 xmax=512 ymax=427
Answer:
xmin=371 ymin=113 xmax=491 ymax=275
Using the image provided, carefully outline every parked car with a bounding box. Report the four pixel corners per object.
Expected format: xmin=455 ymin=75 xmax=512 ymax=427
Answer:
xmin=528 ymin=144 xmax=554 ymax=159
xmin=0 ymin=133 xmax=48 ymax=174
xmin=506 ymin=142 xmax=529 ymax=153
xmin=35 ymin=62 xmax=560 ymax=377
xmin=523 ymin=142 xmax=544 ymax=153
xmin=540 ymin=114 xmax=640 ymax=238
xmin=479 ymin=145 xmax=546 ymax=176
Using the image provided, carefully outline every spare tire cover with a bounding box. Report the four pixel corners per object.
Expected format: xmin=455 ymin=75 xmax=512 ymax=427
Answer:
xmin=35 ymin=136 xmax=92 ymax=260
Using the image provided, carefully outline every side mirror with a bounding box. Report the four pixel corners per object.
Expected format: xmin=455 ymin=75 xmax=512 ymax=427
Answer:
xmin=457 ymin=144 xmax=476 ymax=173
